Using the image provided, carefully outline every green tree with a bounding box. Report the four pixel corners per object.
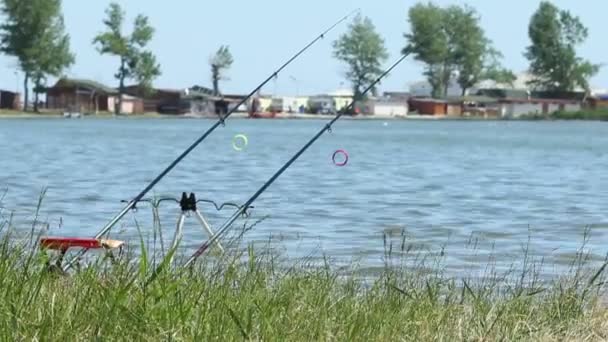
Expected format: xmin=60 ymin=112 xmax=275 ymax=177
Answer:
xmin=449 ymin=6 xmax=489 ymax=96
xmin=1 ymin=0 xmax=74 ymax=112
xmin=31 ymin=13 xmax=74 ymax=112
xmin=405 ymin=3 xmax=514 ymax=97
xmin=482 ymin=48 xmax=517 ymax=88
xmin=333 ymin=14 xmax=388 ymax=102
xmin=525 ymin=1 xmax=600 ymax=92
xmin=93 ymin=3 xmax=161 ymax=114
xmin=209 ymin=45 xmax=233 ymax=96
xmin=404 ymin=3 xmax=450 ymax=98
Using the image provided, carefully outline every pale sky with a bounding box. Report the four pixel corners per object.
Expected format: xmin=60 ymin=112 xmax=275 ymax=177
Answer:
xmin=0 ymin=0 xmax=606 ymax=96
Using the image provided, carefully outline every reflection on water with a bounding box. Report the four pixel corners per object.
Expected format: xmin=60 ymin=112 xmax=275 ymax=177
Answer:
xmin=1 ymin=118 xmax=608 ymax=278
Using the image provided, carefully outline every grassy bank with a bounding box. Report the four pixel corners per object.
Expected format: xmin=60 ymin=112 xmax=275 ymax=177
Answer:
xmin=0 ymin=234 xmax=605 ymax=340
xmin=551 ymin=109 xmax=608 ymax=121
xmin=1 ymin=195 xmax=607 ymax=340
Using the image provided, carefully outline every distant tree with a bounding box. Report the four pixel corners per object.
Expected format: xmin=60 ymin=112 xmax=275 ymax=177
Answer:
xmin=93 ymin=3 xmax=161 ymax=114
xmin=333 ymin=14 xmax=388 ymax=102
xmin=525 ymin=1 xmax=600 ymax=92
xmin=209 ymin=45 xmax=233 ymax=96
xmin=482 ymin=48 xmax=517 ymax=88
xmin=31 ymin=11 xmax=74 ymax=112
xmin=404 ymin=3 xmax=448 ymax=98
xmin=405 ymin=3 xmax=514 ymax=97
xmin=448 ymin=5 xmax=488 ymax=96
xmin=0 ymin=0 xmax=74 ymax=112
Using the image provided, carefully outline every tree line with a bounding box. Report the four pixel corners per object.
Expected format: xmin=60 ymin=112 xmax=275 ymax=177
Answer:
xmin=0 ymin=1 xmax=601 ymax=113
xmin=334 ymin=2 xmax=601 ymax=102
xmin=0 ymin=1 xmax=233 ymax=113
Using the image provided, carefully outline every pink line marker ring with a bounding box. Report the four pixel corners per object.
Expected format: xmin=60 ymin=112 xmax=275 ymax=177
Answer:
xmin=332 ymin=149 xmax=349 ymax=167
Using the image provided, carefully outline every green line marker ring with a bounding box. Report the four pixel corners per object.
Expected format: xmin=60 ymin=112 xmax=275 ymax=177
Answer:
xmin=232 ymin=134 xmax=249 ymax=151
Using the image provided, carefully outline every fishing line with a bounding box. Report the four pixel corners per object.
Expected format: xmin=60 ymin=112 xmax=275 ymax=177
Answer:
xmin=59 ymin=9 xmax=359 ymax=272
xmin=183 ymin=50 xmax=412 ymax=267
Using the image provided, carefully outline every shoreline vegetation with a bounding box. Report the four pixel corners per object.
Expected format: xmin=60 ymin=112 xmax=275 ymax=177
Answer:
xmin=0 ymin=201 xmax=608 ymax=340
xmin=0 ymin=230 xmax=607 ymax=339
xmin=1 ymin=109 xmax=608 ymax=121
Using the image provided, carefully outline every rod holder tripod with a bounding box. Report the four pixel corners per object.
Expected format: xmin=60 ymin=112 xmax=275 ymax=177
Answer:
xmin=170 ymin=192 xmax=225 ymax=253
xmin=121 ymin=193 xmax=253 ymax=262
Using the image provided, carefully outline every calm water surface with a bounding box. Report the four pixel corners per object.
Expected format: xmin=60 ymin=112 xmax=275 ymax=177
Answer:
xmin=1 ymin=118 xmax=608 ymax=278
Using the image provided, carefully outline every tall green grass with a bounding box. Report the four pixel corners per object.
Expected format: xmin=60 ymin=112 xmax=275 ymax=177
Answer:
xmin=0 ymin=200 xmax=607 ymax=340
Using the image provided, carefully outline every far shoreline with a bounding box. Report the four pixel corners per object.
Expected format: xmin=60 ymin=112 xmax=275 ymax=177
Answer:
xmin=1 ymin=111 xmax=607 ymax=122
xmin=0 ymin=111 xmax=462 ymax=121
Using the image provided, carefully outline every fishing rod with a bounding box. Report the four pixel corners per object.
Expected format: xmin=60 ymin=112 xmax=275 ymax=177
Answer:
xmin=183 ymin=50 xmax=412 ymax=268
xmin=59 ymin=10 xmax=359 ymax=272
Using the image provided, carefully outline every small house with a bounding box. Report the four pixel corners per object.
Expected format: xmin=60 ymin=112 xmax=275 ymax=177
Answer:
xmin=308 ymin=95 xmax=336 ymax=114
xmin=123 ymin=85 xmax=182 ymax=113
xmin=368 ymin=97 xmax=409 ymax=117
xmin=589 ymin=95 xmax=608 ymax=110
xmin=459 ymin=95 xmax=500 ymax=117
xmin=408 ymin=98 xmax=462 ymax=116
xmin=408 ymin=98 xmax=446 ymax=115
xmin=46 ymin=78 xmax=116 ymax=113
xmin=269 ymin=96 xmax=309 ymax=113
xmin=251 ymin=95 xmax=273 ymax=113
xmin=497 ymin=98 xmax=582 ymax=118
xmin=221 ymin=94 xmax=249 ymax=112
xmin=107 ymin=95 xmax=144 ymax=114
xmin=269 ymin=96 xmax=298 ymax=113
xmin=124 ymin=84 xmax=236 ymax=115
xmin=0 ymin=89 xmax=20 ymax=110
xmin=327 ymin=89 xmax=354 ymax=113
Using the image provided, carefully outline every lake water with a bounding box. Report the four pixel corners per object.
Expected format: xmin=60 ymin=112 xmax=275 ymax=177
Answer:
xmin=1 ymin=118 xmax=608 ymax=278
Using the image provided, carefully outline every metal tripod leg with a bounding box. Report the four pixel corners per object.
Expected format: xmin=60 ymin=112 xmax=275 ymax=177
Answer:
xmin=169 ymin=211 xmax=187 ymax=255
xmin=193 ymin=209 xmax=225 ymax=253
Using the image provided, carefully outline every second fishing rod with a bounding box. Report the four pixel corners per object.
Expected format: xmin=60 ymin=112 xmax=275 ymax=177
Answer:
xmin=60 ymin=9 xmax=359 ymax=272
xmin=182 ymin=50 xmax=412 ymax=268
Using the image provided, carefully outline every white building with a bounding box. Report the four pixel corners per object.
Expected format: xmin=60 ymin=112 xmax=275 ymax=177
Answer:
xmin=269 ymin=96 xmax=308 ymax=113
xmin=369 ymin=98 xmax=408 ymax=117
xmin=498 ymin=99 xmax=582 ymax=118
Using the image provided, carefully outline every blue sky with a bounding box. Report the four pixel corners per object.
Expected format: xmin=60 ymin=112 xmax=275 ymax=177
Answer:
xmin=0 ymin=0 xmax=606 ymax=96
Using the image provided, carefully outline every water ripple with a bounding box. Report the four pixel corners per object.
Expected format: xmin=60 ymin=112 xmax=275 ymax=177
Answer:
xmin=1 ymin=119 xmax=608 ymax=278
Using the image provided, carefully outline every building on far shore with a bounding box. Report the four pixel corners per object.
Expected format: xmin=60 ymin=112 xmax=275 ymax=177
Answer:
xmin=366 ymin=97 xmax=409 ymax=117
xmin=46 ymin=78 xmax=144 ymax=114
xmin=269 ymin=96 xmax=309 ymax=113
xmin=107 ymin=94 xmax=144 ymax=114
xmin=306 ymin=89 xmax=354 ymax=114
xmin=474 ymin=88 xmax=584 ymax=118
xmin=123 ymin=85 xmax=182 ymax=113
xmin=46 ymin=78 xmax=114 ymax=113
xmin=408 ymin=97 xmax=462 ymax=116
xmin=497 ymin=98 xmax=582 ymax=118
xmin=249 ymin=95 xmax=273 ymax=113
xmin=352 ymin=92 xmax=411 ymax=116
xmin=327 ymin=89 xmax=354 ymax=112
xmin=589 ymin=95 xmax=608 ymax=110
xmin=307 ymin=95 xmax=336 ymax=114
xmin=0 ymin=89 xmax=20 ymax=110
xmin=123 ymin=84 xmax=241 ymax=115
